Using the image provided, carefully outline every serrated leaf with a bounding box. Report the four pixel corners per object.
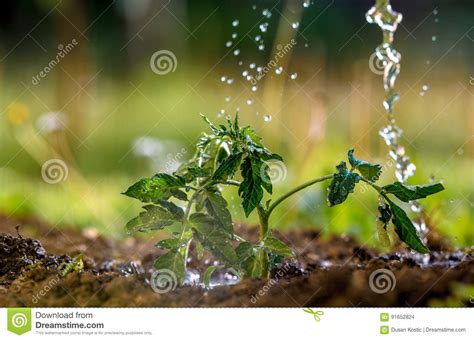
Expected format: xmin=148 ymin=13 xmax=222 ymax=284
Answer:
xmin=190 ymin=213 xmax=238 ymax=265
xmin=264 ymin=236 xmax=294 ymax=257
xmin=239 ymin=156 xmax=265 ymax=216
xmin=125 ymin=205 xmax=177 ymax=233
xmin=327 ymin=161 xmax=361 ymax=206
xmin=187 ymin=166 xmax=212 ymax=178
xmin=383 ymin=181 xmax=445 ymax=202
xmin=389 ymin=201 xmax=429 ymax=254
xmin=212 ymin=152 xmax=243 ymax=180
xmin=204 ymin=190 xmax=234 ymax=236
xmin=154 ymin=250 xmax=186 ymax=283
xmin=123 ymin=173 xmax=186 ymax=202
xmin=203 ymin=265 xmax=223 ymax=288
xmin=201 ymin=114 xmax=221 ymax=135
xmin=155 ymin=199 xmax=185 ymax=220
xmin=348 ymin=149 xmax=382 ymax=182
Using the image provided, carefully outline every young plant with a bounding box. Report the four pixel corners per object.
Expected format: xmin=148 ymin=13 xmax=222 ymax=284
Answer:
xmin=123 ymin=115 xmax=444 ymax=283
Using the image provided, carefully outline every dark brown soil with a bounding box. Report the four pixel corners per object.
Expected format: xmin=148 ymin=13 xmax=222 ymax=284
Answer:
xmin=0 ymin=215 xmax=473 ymax=307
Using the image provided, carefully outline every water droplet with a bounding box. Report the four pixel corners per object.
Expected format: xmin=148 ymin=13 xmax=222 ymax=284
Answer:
xmin=249 ymin=63 xmax=256 ymax=69
xmin=217 ymin=109 xmax=225 ymax=117
xmin=433 ymin=9 xmax=438 ymax=15
xmin=431 ymin=35 xmax=437 ymax=42
xmin=303 ymin=0 xmax=311 ymax=8
xmin=225 ymin=96 xmax=231 ymax=102
xmin=252 ymin=5 xmax=257 ymax=10
xmin=290 ymin=72 xmax=298 ymax=80
xmin=434 ymin=18 xmax=439 ymax=23
xmin=232 ymin=19 xmax=239 ymax=27
xmin=264 ymin=114 xmax=272 ymax=122
xmin=255 ymin=35 xmax=261 ymax=42
xmin=275 ymin=67 xmax=283 ymax=75
xmin=292 ymin=22 xmax=300 ymax=29
xmin=258 ymin=44 xmax=265 ymax=51
xmin=262 ymin=9 xmax=272 ymax=18
xmin=256 ymin=66 xmax=263 ymax=72
xmin=251 ymin=85 xmax=258 ymax=92
xmin=226 ymin=78 xmax=234 ymax=84
xmin=225 ymin=41 xmax=232 ymax=47
xmin=220 ymin=76 xmax=227 ymax=82
xmin=246 ymin=98 xmax=253 ymax=105
xmin=233 ymin=49 xmax=240 ymax=56
xmin=238 ymin=61 xmax=243 ymax=66
xmin=242 ymin=70 xmax=249 ymax=77
xmin=231 ymin=33 xmax=237 ymax=39
xmin=259 ymin=23 xmax=268 ymax=33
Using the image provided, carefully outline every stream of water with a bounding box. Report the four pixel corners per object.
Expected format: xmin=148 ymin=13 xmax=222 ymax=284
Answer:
xmin=366 ymin=0 xmax=427 ymax=238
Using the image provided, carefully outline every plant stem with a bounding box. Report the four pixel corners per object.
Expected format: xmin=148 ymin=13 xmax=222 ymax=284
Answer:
xmin=267 ymin=174 xmax=334 ymax=216
xmin=257 ymin=204 xmax=269 ymax=280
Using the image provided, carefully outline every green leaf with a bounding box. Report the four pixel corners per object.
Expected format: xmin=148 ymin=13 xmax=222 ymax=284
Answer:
xmin=242 ymin=250 xmax=264 ymax=279
xmin=187 ymin=166 xmax=212 ymax=178
xmin=155 ymin=199 xmax=185 ymax=220
xmin=264 ymin=236 xmax=294 ymax=257
xmin=383 ymin=181 xmax=445 ymax=202
xmin=348 ymin=149 xmax=382 ymax=182
xmin=194 ymin=239 xmax=204 ymax=260
xmin=190 ymin=213 xmax=238 ymax=265
xmin=155 ymin=238 xmax=183 ymax=250
xmin=327 ymin=161 xmax=361 ymax=206
xmin=123 ymin=174 xmax=186 ymax=202
xmin=201 ymin=114 xmax=221 ymax=135
xmin=153 ymin=250 xmax=186 ymax=283
xmin=388 ymin=201 xmax=429 ymax=254
xmin=203 ymin=265 xmax=223 ymax=288
xmin=125 ymin=205 xmax=178 ymax=233
xmin=212 ymin=152 xmax=243 ymax=180
xmin=204 ymin=190 xmax=234 ymax=237
xmin=235 ymin=242 xmax=254 ymax=262
xmin=239 ymin=156 xmax=266 ymax=216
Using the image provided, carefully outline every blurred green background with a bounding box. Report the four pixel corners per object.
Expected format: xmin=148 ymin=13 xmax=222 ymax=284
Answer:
xmin=0 ymin=0 xmax=472 ymax=249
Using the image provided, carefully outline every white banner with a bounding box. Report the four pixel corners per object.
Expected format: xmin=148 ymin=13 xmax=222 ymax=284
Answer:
xmin=1 ymin=308 xmax=472 ymax=339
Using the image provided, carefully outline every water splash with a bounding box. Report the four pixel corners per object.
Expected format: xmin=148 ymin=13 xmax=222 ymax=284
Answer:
xmin=366 ymin=0 xmax=427 ymax=236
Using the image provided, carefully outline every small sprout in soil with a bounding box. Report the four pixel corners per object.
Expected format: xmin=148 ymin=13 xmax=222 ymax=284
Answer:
xmin=123 ymin=115 xmax=444 ymax=283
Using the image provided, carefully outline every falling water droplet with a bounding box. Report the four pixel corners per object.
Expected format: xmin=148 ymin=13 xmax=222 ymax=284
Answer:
xmin=303 ymin=0 xmax=311 ymax=8
xmin=232 ymin=33 xmax=238 ymax=39
xmin=431 ymin=35 xmax=437 ymax=42
xmin=233 ymin=49 xmax=240 ymax=56
xmin=264 ymin=114 xmax=272 ymax=122
xmin=246 ymin=98 xmax=253 ymax=105
xmin=217 ymin=109 xmax=225 ymax=117
xmin=419 ymin=84 xmax=429 ymax=96
xmin=262 ymin=9 xmax=272 ymax=18
xmin=291 ymin=72 xmax=298 ymax=80
xmin=275 ymin=67 xmax=283 ymax=75
xmin=232 ymin=19 xmax=239 ymax=27
xmin=242 ymin=70 xmax=249 ymax=77
xmin=258 ymin=44 xmax=265 ymax=51
xmin=259 ymin=23 xmax=268 ymax=33
xmin=220 ymin=76 xmax=227 ymax=82
xmin=251 ymin=85 xmax=258 ymax=92
xmin=225 ymin=96 xmax=231 ymax=102
xmin=225 ymin=41 xmax=232 ymax=47
xmin=249 ymin=63 xmax=256 ymax=69
xmin=226 ymin=78 xmax=234 ymax=84
xmin=255 ymin=35 xmax=261 ymax=42
xmin=292 ymin=22 xmax=300 ymax=29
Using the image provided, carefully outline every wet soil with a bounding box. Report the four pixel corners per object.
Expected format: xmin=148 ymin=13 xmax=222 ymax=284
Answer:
xmin=0 ymin=215 xmax=473 ymax=307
